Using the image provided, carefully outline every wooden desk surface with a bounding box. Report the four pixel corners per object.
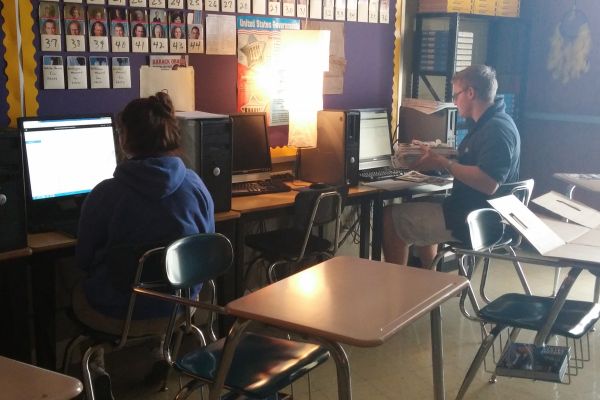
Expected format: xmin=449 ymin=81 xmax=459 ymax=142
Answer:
xmin=0 ymin=247 xmax=32 ymax=262
xmin=231 ymin=182 xmax=379 ymax=214
xmin=0 ymin=356 xmax=83 ymax=400
xmin=226 ymin=256 xmax=468 ymax=347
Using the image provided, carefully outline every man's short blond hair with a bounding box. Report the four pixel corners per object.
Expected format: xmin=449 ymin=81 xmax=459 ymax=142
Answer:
xmin=452 ymin=65 xmax=498 ymax=103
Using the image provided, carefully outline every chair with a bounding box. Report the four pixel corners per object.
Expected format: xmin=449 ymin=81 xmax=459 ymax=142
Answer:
xmin=63 ymin=241 xmax=205 ymax=400
xmin=431 ymin=179 xmax=535 ymax=317
xmin=454 ymin=208 xmax=600 ymax=400
xmin=244 ymin=185 xmax=345 ymax=285
xmin=134 ymin=233 xmax=331 ymax=400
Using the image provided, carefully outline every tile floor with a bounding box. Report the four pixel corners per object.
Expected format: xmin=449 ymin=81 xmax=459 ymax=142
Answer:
xmin=105 ymin=259 xmax=600 ymax=400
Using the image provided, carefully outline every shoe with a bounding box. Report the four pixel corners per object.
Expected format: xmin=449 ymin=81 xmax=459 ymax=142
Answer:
xmin=93 ymin=371 xmax=115 ymax=400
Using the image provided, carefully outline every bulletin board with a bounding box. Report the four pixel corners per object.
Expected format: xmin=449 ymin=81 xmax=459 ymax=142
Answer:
xmin=1 ymin=0 xmax=396 ymax=146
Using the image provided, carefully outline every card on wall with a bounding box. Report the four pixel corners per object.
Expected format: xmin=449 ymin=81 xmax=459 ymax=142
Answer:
xmin=268 ymin=0 xmax=281 ymax=16
xmin=168 ymin=0 xmax=185 ymax=9
xmin=90 ymin=57 xmax=110 ymax=88
xmin=335 ymin=0 xmax=346 ymax=20
xmin=110 ymin=8 xmax=130 ymax=52
xmin=206 ymin=0 xmax=220 ymax=12
xmin=43 ymin=56 xmax=65 ymax=89
xmin=150 ymin=9 xmax=168 ymax=52
xmin=87 ymin=0 xmax=106 ymax=4
xmin=129 ymin=0 xmax=148 ymax=6
xmin=169 ymin=11 xmax=187 ymax=53
xmin=238 ymin=0 xmax=251 ymax=13
xmin=112 ymin=57 xmax=132 ymax=88
xmin=346 ymin=0 xmax=357 ymax=21
xmin=130 ymin=9 xmax=149 ymax=52
xmin=323 ymin=0 xmax=334 ymax=20
xmin=149 ymin=0 xmax=167 ymax=8
xmin=309 ymin=0 xmax=322 ymax=19
xmin=188 ymin=0 xmax=203 ymax=10
xmin=39 ymin=2 xmax=62 ymax=52
xmin=88 ymin=6 xmax=109 ymax=51
xmin=64 ymin=0 xmax=83 ymax=3
xmin=368 ymin=0 xmax=378 ymax=22
xmin=108 ymin=0 xmax=126 ymax=5
xmin=222 ymin=0 xmax=236 ymax=13
xmin=282 ymin=0 xmax=295 ymax=17
xmin=64 ymin=3 xmax=85 ymax=52
xmin=253 ymin=0 xmax=266 ymax=15
xmin=357 ymin=0 xmax=368 ymax=22
xmin=297 ymin=0 xmax=307 ymax=18
xmin=187 ymin=11 xmax=204 ymax=53
xmin=379 ymin=0 xmax=389 ymax=23
xmin=67 ymin=56 xmax=88 ymax=89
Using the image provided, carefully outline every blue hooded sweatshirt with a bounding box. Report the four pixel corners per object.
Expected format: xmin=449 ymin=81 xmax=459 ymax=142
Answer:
xmin=76 ymin=156 xmax=215 ymax=319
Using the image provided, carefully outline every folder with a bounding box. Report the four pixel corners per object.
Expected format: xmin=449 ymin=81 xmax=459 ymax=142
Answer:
xmin=488 ymin=192 xmax=600 ymax=264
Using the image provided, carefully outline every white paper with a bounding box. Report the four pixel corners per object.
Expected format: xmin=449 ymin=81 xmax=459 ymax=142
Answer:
xmin=89 ymin=36 xmax=109 ymax=52
xmin=222 ymin=0 xmax=236 ymax=12
xmin=368 ymin=0 xmax=378 ymax=22
xmin=67 ymin=56 xmax=88 ymax=89
xmin=151 ymin=37 xmax=168 ymax=52
xmin=253 ymin=0 xmax=266 ymax=14
xmin=43 ymin=56 xmax=65 ymax=89
xmin=268 ymin=0 xmax=282 ymax=15
xmin=170 ymin=38 xmax=187 ymax=53
xmin=346 ymin=0 xmax=357 ymax=20
xmin=168 ymin=0 xmax=185 ymax=9
xmin=282 ymin=0 xmax=295 ymax=16
xmin=87 ymin=0 xmax=106 ymax=4
xmin=309 ymin=0 xmax=322 ymax=18
xmin=357 ymin=0 xmax=368 ymax=22
xmin=149 ymin=0 xmax=166 ymax=7
xmin=188 ymin=0 xmax=203 ymax=10
xmin=112 ymin=37 xmax=130 ymax=52
xmin=112 ymin=57 xmax=131 ymax=88
xmin=66 ymin=35 xmax=85 ymax=52
xmin=140 ymin=66 xmax=195 ymax=111
xmin=64 ymin=0 xmax=83 ymax=3
xmin=238 ymin=0 xmax=251 ymax=13
xmin=205 ymin=14 xmax=236 ymax=55
xmin=297 ymin=0 xmax=307 ymax=17
xmin=108 ymin=0 xmax=126 ymax=5
xmin=132 ymin=37 xmax=149 ymax=52
xmin=379 ymin=0 xmax=389 ymax=23
xmin=206 ymin=0 xmax=220 ymax=11
xmin=532 ymin=191 xmax=600 ymax=229
xmin=335 ymin=0 xmax=346 ymax=20
xmin=90 ymin=57 xmax=110 ymax=88
xmin=129 ymin=0 xmax=147 ymax=6
xmin=323 ymin=0 xmax=334 ymax=19
xmin=41 ymin=34 xmax=61 ymax=52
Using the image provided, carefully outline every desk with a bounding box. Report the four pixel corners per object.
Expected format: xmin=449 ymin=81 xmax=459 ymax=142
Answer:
xmin=224 ymin=256 xmax=468 ymax=400
xmin=554 ymin=173 xmax=600 ymax=194
xmin=0 ymin=355 xmax=83 ymax=400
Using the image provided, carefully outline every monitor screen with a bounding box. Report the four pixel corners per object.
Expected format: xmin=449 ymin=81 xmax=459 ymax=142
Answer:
xmin=20 ymin=115 xmax=118 ymax=201
xmin=230 ymin=112 xmax=272 ymax=182
xmin=358 ymin=109 xmax=392 ymax=163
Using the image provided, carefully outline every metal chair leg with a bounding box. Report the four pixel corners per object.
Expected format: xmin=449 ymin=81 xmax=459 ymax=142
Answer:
xmin=455 ymin=325 xmax=505 ymax=400
xmin=63 ymin=334 xmax=89 ymax=373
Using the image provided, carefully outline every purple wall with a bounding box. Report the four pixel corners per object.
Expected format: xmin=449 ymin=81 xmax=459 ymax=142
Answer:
xmin=520 ymin=0 xmax=600 ymax=208
xmin=10 ymin=0 xmax=396 ymax=148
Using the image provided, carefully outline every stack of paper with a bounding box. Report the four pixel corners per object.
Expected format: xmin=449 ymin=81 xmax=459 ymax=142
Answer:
xmin=418 ymin=0 xmax=472 ymax=13
xmin=455 ymin=31 xmax=473 ymax=72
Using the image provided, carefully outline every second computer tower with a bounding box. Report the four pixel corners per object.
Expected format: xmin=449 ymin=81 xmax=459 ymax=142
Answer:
xmin=178 ymin=116 xmax=232 ymax=212
xmin=298 ymin=110 xmax=360 ymax=186
xmin=0 ymin=130 xmax=27 ymax=252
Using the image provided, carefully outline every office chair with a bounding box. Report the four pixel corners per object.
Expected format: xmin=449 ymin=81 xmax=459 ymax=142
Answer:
xmin=134 ymin=233 xmax=331 ymax=400
xmin=63 ymin=241 xmax=205 ymax=400
xmin=431 ymin=179 xmax=535 ymax=319
xmin=244 ymin=185 xmax=345 ymax=285
xmin=454 ymin=208 xmax=600 ymax=400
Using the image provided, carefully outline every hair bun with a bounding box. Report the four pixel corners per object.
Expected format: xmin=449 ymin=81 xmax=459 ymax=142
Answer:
xmin=151 ymin=92 xmax=175 ymax=116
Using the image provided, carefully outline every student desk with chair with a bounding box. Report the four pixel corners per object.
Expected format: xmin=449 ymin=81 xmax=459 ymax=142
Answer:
xmin=222 ymin=256 xmax=469 ymax=400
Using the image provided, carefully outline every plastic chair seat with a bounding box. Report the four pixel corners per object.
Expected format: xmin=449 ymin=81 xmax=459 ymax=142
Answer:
xmin=479 ymin=293 xmax=600 ymax=339
xmin=175 ymin=332 xmax=330 ymax=398
xmin=245 ymin=228 xmax=332 ymax=261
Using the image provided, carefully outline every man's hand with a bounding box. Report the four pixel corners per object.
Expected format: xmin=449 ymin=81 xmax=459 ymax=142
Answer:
xmin=410 ymin=142 xmax=448 ymax=171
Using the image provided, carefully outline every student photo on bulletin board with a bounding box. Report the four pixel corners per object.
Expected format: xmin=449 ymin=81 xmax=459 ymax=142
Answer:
xmin=189 ymin=26 xmax=201 ymax=40
xmin=89 ymin=7 xmax=106 ymax=22
xmin=41 ymin=19 xmax=60 ymax=35
xmin=132 ymin=23 xmax=147 ymax=38
xmin=43 ymin=55 xmax=63 ymax=66
xmin=40 ymin=2 xmax=58 ymax=19
xmin=131 ymin=9 xmax=147 ymax=23
xmin=110 ymin=8 xmax=127 ymax=22
xmin=90 ymin=21 xmax=107 ymax=37
xmin=152 ymin=23 xmax=165 ymax=38
xmin=66 ymin=20 xmax=82 ymax=36
xmin=152 ymin=9 xmax=163 ymax=23
xmin=67 ymin=4 xmax=83 ymax=20
xmin=112 ymin=22 xmax=128 ymax=37
xmin=171 ymin=25 xmax=184 ymax=39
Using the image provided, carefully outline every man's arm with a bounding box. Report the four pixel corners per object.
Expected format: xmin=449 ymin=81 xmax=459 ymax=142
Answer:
xmin=412 ymin=144 xmax=499 ymax=195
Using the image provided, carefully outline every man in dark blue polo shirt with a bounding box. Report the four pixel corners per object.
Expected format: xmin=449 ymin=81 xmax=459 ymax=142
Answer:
xmin=383 ymin=64 xmax=520 ymax=267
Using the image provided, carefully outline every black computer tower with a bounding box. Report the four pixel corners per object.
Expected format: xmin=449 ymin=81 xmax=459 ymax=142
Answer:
xmin=178 ymin=115 xmax=232 ymax=212
xmin=298 ymin=110 xmax=360 ymax=186
xmin=0 ymin=130 xmax=27 ymax=252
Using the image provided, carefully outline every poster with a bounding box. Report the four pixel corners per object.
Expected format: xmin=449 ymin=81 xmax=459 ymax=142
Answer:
xmin=236 ymin=16 xmax=300 ymax=126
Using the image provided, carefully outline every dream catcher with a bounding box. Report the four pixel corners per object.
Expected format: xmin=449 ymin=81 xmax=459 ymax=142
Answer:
xmin=547 ymin=1 xmax=592 ymax=84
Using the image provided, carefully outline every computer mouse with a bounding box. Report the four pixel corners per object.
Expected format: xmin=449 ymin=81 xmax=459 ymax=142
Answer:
xmin=309 ymin=182 xmax=329 ymax=189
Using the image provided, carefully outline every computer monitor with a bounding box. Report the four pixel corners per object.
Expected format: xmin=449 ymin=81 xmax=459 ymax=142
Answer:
xmin=357 ymin=109 xmax=393 ymax=170
xmin=230 ymin=112 xmax=272 ymax=183
xmin=19 ymin=115 xmax=118 ymax=233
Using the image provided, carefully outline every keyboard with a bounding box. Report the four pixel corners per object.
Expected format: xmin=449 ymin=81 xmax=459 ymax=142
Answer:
xmin=232 ymin=179 xmax=292 ymax=197
xmin=359 ymin=167 xmax=408 ymax=182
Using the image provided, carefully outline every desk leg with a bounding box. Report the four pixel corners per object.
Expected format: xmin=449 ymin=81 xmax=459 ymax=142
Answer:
xmin=430 ymin=306 xmax=445 ymax=400
xmin=316 ymin=339 xmax=352 ymax=400
xmin=371 ymin=193 xmax=383 ymax=261
xmin=359 ymin=198 xmax=372 ymax=260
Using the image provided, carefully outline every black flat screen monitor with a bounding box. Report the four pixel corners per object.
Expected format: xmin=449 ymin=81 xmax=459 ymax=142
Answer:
xmin=19 ymin=115 xmax=118 ymax=234
xmin=230 ymin=112 xmax=272 ymax=183
xmin=357 ymin=109 xmax=393 ymax=170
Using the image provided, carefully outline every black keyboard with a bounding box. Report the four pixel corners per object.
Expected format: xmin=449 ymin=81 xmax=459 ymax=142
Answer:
xmin=232 ymin=179 xmax=292 ymax=197
xmin=359 ymin=167 xmax=408 ymax=182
